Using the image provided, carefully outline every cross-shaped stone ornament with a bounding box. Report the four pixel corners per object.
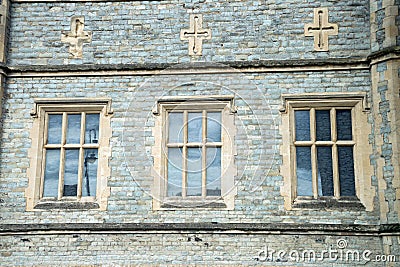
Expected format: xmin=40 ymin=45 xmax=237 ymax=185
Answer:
xmin=180 ymin=14 xmax=211 ymax=56
xmin=304 ymin=8 xmax=338 ymax=51
xmin=61 ymin=16 xmax=92 ymax=59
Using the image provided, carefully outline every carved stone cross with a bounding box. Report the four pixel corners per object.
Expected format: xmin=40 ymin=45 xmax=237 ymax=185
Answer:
xmin=61 ymin=16 xmax=92 ymax=58
xmin=304 ymin=8 xmax=338 ymax=51
xmin=180 ymin=14 xmax=211 ymax=56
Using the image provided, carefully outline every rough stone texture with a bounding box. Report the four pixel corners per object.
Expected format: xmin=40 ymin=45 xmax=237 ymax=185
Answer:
xmin=7 ymin=0 xmax=370 ymax=66
xmin=0 ymin=233 xmax=386 ymax=266
xmin=0 ymin=71 xmax=377 ymax=225
xmin=370 ymin=54 xmax=400 ymax=266
xmin=369 ymin=0 xmax=400 ymax=263
xmin=370 ymin=0 xmax=400 ymax=52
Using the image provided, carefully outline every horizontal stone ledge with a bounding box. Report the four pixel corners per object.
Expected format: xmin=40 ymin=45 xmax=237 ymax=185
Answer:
xmin=6 ymin=58 xmax=370 ymax=72
xmin=3 ymin=59 xmax=370 ymax=77
xmin=368 ymin=45 xmax=400 ymax=62
xmin=1 ymin=223 xmax=398 ymax=235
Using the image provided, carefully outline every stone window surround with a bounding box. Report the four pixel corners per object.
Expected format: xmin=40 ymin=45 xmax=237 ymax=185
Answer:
xmin=279 ymin=92 xmax=375 ymax=211
xmin=25 ymin=98 xmax=112 ymax=211
xmin=151 ymin=95 xmax=237 ymax=210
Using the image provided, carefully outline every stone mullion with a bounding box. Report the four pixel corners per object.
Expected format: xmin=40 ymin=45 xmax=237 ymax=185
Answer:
xmin=310 ymin=108 xmax=318 ymax=199
xmin=58 ymin=113 xmax=68 ymax=200
xmin=182 ymin=111 xmax=188 ymax=198
xmin=331 ymin=108 xmax=340 ymax=198
xmin=201 ymin=110 xmax=207 ymax=198
xmin=77 ymin=112 xmax=86 ymax=199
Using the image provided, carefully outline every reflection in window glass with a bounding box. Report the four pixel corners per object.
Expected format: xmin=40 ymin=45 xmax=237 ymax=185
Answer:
xmin=188 ymin=113 xmax=202 ymax=143
xmin=168 ymin=113 xmax=183 ymax=143
xmin=85 ymin=114 xmax=100 ymax=144
xmin=296 ymin=147 xmax=312 ymax=196
xmin=207 ymin=112 xmax=221 ymax=142
xmin=167 ymin=148 xmax=183 ymax=197
xmin=337 ymin=110 xmax=352 ymax=140
xmin=187 ymin=148 xmax=202 ymax=196
xmin=67 ymin=114 xmax=81 ymax=144
xmin=63 ymin=149 xmax=79 ymax=197
xmin=43 ymin=149 xmax=61 ymax=197
xmin=293 ymin=105 xmax=358 ymax=200
xmin=295 ymin=110 xmax=310 ymax=141
xmin=40 ymin=109 xmax=104 ymax=202
xmin=317 ymin=146 xmax=334 ymax=196
xmin=166 ymin=108 xmax=224 ymax=199
xmin=83 ymin=149 xmax=98 ymax=197
xmin=316 ymin=110 xmax=331 ymax=141
xmin=47 ymin=115 xmax=62 ymax=144
xmin=338 ymin=146 xmax=356 ymax=196
xmin=206 ymin=147 xmax=221 ymax=196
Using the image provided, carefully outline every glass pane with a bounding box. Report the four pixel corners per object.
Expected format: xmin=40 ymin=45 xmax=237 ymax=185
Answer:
xmin=83 ymin=149 xmax=98 ymax=197
xmin=47 ymin=114 xmax=63 ymax=144
xmin=338 ymin=146 xmax=356 ymax=196
xmin=207 ymin=112 xmax=221 ymax=142
xmin=317 ymin=146 xmax=334 ymax=196
xmin=188 ymin=112 xmax=202 ymax=143
xmin=296 ymin=146 xmax=312 ymax=196
xmin=66 ymin=114 xmax=81 ymax=144
xmin=63 ymin=149 xmax=79 ymax=197
xmin=85 ymin=114 xmax=100 ymax=144
xmin=337 ymin=110 xmax=352 ymax=140
xmin=187 ymin=148 xmax=202 ymax=196
xmin=316 ymin=110 xmax=331 ymax=141
xmin=43 ymin=149 xmax=61 ymax=197
xmin=168 ymin=112 xmax=183 ymax=143
xmin=295 ymin=110 xmax=310 ymax=141
xmin=206 ymin=147 xmax=221 ymax=196
xmin=167 ymin=148 xmax=183 ymax=197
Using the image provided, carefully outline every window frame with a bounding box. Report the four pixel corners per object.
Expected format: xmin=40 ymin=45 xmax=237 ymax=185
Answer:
xmin=152 ymin=95 xmax=237 ymax=210
xmin=42 ymin=111 xmax=100 ymax=201
xmin=280 ymin=93 xmax=375 ymax=211
xmin=165 ymin=109 xmax=223 ymax=198
xmin=25 ymin=98 xmax=113 ymax=211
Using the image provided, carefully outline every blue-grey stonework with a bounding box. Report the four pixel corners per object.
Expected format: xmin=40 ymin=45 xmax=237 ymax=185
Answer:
xmin=372 ymin=0 xmax=386 ymax=52
xmin=0 ymin=232 xmax=385 ymax=266
xmin=7 ymin=0 xmax=370 ymax=66
xmin=0 ymin=70 xmax=377 ymax=225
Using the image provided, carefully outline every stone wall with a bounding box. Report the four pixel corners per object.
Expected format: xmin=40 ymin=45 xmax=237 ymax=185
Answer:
xmin=0 ymin=70 xmax=378 ymax=225
xmin=7 ymin=0 xmax=370 ymax=66
xmin=0 ymin=229 xmax=387 ymax=266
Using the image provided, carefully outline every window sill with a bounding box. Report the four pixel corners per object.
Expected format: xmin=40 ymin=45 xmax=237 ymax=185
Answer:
xmin=160 ymin=197 xmax=227 ymax=210
xmin=34 ymin=200 xmax=100 ymax=210
xmin=292 ymin=196 xmax=365 ymax=210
